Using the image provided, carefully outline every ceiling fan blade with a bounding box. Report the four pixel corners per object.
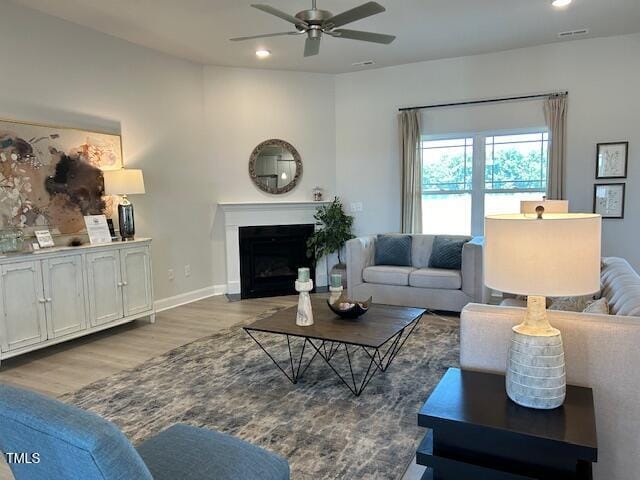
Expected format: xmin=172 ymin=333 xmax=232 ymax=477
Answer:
xmin=304 ymin=37 xmax=321 ymax=57
xmin=251 ymin=4 xmax=308 ymax=29
xmin=332 ymin=29 xmax=395 ymax=44
xmin=324 ymin=1 xmax=386 ymax=29
xmin=230 ymin=31 xmax=300 ymax=41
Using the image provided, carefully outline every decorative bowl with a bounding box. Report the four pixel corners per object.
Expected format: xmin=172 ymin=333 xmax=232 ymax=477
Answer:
xmin=327 ymin=293 xmax=372 ymax=319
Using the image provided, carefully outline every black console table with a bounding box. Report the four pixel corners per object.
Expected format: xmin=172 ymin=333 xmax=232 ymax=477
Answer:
xmin=417 ymin=368 xmax=598 ymax=479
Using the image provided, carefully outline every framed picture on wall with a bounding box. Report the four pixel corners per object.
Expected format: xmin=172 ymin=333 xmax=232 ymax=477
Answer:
xmin=594 ymin=183 xmax=625 ymax=219
xmin=596 ymin=142 xmax=628 ymax=179
xmin=0 ymin=117 xmax=123 ymax=235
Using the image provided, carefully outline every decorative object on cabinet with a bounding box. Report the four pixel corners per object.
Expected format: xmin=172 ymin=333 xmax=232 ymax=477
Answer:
xmin=107 ymin=219 xmax=117 ymax=240
xmin=0 ymin=229 xmax=24 ymax=254
xmin=84 ymin=215 xmax=113 ymax=245
xmin=594 ymin=183 xmax=625 ymax=219
xmin=103 ymin=169 xmax=146 ymax=240
xmin=313 ymin=186 xmax=324 ymax=201
xmin=484 ymin=211 xmax=601 ymax=409
xmin=596 ymin=142 xmax=628 ymax=179
xmin=0 ymin=239 xmax=154 ymax=365
xmin=34 ymin=230 xmax=55 ymax=248
xmin=249 ymin=139 xmax=302 ymax=195
xmin=0 ymin=118 xmax=122 ymax=234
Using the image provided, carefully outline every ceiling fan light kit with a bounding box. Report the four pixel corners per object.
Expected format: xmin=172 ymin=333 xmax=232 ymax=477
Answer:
xmin=231 ymin=1 xmax=396 ymax=57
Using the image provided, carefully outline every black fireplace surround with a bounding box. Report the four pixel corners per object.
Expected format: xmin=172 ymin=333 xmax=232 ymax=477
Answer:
xmin=239 ymin=224 xmax=316 ymax=299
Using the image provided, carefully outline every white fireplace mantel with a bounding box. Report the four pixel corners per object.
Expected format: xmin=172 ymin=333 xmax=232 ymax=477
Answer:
xmin=218 ymin=201 xmax=331 ymax=295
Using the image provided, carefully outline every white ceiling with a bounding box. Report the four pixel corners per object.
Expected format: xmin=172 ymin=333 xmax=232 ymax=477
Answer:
xmin=11 ymin=0 xmax=640 ymax=74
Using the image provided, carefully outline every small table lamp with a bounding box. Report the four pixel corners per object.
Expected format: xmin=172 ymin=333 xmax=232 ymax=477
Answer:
xmin=484 ymin=209 xmax=601 ymax=409
xmin=103 ymin=169 xmax=145 ymax=240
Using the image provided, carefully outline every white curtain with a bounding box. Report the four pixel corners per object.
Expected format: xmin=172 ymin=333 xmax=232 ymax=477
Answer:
xmin=399 ymin=110 xmax=423 ymax=233
xmin=544 ymin=95 xmax=568 ymax=200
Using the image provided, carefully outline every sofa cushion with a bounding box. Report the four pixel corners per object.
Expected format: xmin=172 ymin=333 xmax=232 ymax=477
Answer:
xmin=583 ymin=297 xmax=610 ymax=315
xmin=411 ymin=235 xmax=435 ymax=268
xmin=409 ymin=268 xmax=462 ymax=290
xmin=428 ymin=236 xmax=468 ymax=270
xmin=375 ymin=234 xmax=412 ymax=266
xmin=363 ymin=266 xmax=415 ymax=286
xmin=137 ymin=424 xmax=289 ymax=480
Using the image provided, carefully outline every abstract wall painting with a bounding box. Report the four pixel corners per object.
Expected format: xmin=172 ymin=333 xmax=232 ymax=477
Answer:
xmin=596 ymin=142 xmax=628 ymax=179
xmin=594 ymin=183 xmax=625 ymax=219
xmin=0 ymin=118 xmax=122 ymax=234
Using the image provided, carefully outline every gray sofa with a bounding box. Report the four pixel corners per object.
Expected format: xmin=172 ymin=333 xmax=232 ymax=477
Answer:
xmin=346 ymin=234 xmax=489 ymax=312
xmin=460 ymin=257 xmax=640 ymax=479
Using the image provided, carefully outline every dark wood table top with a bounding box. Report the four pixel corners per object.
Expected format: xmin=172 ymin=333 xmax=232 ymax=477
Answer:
xmin=419 ymin=368 xmax=598 ymax=461
xmin=244 ymin=297 xmax=426 ymax=348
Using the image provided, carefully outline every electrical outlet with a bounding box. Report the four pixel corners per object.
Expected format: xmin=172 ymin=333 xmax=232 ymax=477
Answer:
xmin=168 ymin=269 xmax=174 ymax=281
xmin=350 ymin=202 xmax=363 ymax=212
xmin=184 ymin=264 xmax=191 ymax=277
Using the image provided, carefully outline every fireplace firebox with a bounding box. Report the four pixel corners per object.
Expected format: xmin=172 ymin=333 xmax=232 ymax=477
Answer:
xmin=239 ymin=224 xmax=315 ymax=299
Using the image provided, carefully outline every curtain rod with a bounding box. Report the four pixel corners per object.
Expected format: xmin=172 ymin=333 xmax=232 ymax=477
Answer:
xmin=398 ymin=91 xmax=568 ymax=112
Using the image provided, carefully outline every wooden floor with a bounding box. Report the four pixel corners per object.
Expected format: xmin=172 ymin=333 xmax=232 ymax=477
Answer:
xmin=0 ymin=294 xmax=425 ymax=480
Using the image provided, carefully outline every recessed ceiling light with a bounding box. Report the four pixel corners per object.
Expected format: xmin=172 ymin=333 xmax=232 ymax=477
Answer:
xmin=255 ymin=49 xmax=271 ymax=58
xmin=552 ymin=0 xmax=572 ymax=8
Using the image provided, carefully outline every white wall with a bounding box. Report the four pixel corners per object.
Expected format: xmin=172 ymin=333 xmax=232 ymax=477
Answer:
xmin=335 ymin=34 xmax=640 ymax=270
xmin=0 ymin=1 xmax=211 ymax=301
xmin=203 ymin=66 xmax=336 ymax=284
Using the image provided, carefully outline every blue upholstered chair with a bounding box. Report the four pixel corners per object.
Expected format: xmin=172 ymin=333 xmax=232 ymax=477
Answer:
xmin=0 ymin=384 xmax=289 ymax=480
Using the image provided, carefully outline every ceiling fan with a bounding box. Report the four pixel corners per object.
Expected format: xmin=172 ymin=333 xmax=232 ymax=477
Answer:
xmin=230 ymin=1 xmax=396 ymax=57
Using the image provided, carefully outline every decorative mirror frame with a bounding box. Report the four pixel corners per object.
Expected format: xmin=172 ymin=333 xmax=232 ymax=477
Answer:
xmin=249 ymin=139 xmax=302 ymax=195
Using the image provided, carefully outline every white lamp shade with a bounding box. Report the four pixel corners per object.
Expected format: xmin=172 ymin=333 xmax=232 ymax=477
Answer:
xmin=484 ymin=213 xmax=601 ymax=297
xmin=520 ymin=200 xmax=569 ymax=214
xmin=103 ymin=169 xmax=145 ymax=195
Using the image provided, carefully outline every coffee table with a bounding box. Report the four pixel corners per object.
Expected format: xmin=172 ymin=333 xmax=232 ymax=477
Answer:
xmin=243 ymin=298 xmax=426 ymax=396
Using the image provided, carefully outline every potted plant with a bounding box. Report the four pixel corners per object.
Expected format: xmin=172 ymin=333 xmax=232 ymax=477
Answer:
xmin=306 ymin=197 xmax=354 ymax=287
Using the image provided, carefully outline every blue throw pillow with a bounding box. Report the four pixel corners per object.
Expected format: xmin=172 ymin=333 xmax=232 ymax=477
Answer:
xmin=375 ymin=234 xmax=412 ymax=266
xmin=428 ymin=236 xmax=468 ymax=270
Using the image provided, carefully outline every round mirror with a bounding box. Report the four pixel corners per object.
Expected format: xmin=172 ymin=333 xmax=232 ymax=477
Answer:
xmin=249 ymin=139 xmax=302 ymax=194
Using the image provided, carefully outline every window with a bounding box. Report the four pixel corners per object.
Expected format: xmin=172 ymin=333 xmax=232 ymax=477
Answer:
xmin=422 ymin=131 xmax=548 ymax=235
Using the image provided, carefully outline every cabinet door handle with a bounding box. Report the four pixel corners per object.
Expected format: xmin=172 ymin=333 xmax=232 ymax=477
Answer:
xmin=38 ymin=298 xmax=46 ymax=304
xmin=122 ymin=281 xmax=128 ymax=286
xmin=117 ymin=282 xmax=124 ymax=287
xmin=46 ymin=298 xmax=52 ymax=303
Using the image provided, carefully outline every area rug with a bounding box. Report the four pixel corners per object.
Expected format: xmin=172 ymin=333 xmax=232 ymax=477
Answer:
xmin=62 ymin=308 xmax=459 ymax=480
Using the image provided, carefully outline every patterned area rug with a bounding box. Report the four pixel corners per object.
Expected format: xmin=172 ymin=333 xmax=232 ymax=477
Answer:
xmin=62 ymin=308 xmax=459 ymax=480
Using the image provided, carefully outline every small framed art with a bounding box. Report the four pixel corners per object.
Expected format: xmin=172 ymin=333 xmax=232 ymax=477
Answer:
xmin=596 ymin=142 xmax=628 ymax=179
xmin=594 ymin=183 xmax=625 ymax=219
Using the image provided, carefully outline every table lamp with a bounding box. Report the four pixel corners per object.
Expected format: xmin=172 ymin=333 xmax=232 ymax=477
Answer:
xmin=484 ymin=208 xmax=601 ymax=409
xmin=103 ymin=169 xmax=145 ymax=240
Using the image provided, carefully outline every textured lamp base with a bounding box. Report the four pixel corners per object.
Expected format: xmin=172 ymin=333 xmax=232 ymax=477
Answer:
xmin=506 ymin=331 xmax=566 ymax=409
xmin=505 ymin=295 xmax=566 ymax=410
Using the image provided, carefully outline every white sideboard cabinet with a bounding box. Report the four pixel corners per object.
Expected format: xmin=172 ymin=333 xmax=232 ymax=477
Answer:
xmin=0 ymin=238 xmax=154 ymax=364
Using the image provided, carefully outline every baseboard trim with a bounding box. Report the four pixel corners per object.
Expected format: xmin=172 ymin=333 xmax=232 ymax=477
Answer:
xmin=154 ymin=285 xmax=227 ymax=313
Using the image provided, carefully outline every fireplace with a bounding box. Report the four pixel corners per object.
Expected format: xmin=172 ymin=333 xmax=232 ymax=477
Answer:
xmin=239 ymin=224 xmax=316 ymax=299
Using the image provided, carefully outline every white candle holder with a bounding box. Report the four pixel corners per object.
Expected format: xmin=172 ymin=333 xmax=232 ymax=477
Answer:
xmin=328 ymin=285 xmax=344 ymax=305
xmin=295 ymin=279 xmax=314 ymax=327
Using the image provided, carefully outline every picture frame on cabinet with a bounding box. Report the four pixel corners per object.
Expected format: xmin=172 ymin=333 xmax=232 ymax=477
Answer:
xmin=596 ymin=142 xmax=628 ymax=179
xmin=594 ymin=183 xmax=625 ymax=219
